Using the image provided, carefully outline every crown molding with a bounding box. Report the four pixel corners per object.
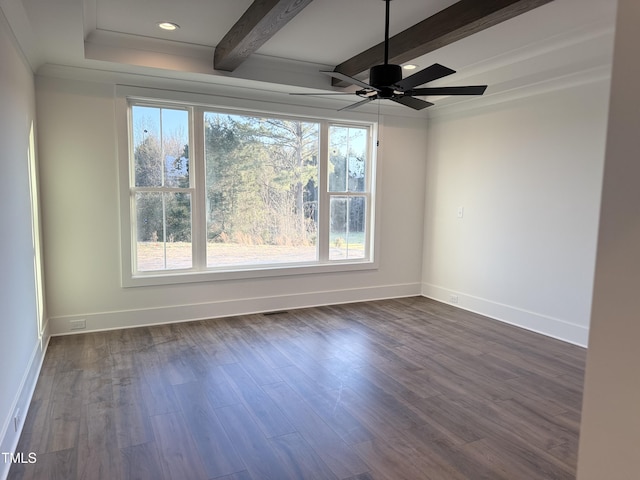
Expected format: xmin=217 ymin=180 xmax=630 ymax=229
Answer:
xmin=0 ymin=0 xmax=43 ymax=70
xmin=427 ymin=64 xmax=611 ymax=119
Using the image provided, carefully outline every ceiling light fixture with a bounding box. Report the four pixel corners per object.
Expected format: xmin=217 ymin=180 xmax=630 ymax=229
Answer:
xmin=402 ymin=64 xmax=418 ymax=70
xmin=157 ymin=22 xmax=180 ymax=31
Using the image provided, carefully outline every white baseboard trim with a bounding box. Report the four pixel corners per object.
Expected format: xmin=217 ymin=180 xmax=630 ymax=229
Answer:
xmin=421 ymin=283 xmax=589 ymax=347
xmin=49 ymin=283 xmax=422 ymax=336
xmin=0 ymin=333 xmax=50 ymax=480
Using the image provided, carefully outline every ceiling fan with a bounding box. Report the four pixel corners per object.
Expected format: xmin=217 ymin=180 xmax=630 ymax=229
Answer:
xmin=292 ymin=0 xmax=487 ymax=111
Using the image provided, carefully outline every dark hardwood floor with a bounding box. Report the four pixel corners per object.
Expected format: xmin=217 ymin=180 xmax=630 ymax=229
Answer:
xmin=8 ymin=297 xmax=586 ymax=480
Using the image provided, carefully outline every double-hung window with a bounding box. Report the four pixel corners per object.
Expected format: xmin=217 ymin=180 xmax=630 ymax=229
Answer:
xmin=130 ymin=105 xmax=192 ymax=271
xmin=121 ymin=96 xmax=376 ymax=285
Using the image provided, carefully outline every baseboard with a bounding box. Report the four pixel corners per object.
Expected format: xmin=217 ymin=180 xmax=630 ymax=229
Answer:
xmin=49 ymin=282 xmax=422 ymax=336
xmin=0 ymin=332 xmax=50 ymax=480
xmin=421 ymin=283 xmax=589 ymax=347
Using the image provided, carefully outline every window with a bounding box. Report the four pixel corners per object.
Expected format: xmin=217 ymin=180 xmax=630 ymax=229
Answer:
xmin=203 ymin=112 xmax=320 ymax=268
xmin=123 ymin=97 xmax=376 ymax=284
xmin=328 ymin=125 xmax=368 ymax=261
xmin=131 ymin=105 xmax=192 ymax=271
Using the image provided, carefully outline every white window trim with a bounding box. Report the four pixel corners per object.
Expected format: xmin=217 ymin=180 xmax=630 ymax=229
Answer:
xmin=116 ymin=86 xmax=381 ymax=287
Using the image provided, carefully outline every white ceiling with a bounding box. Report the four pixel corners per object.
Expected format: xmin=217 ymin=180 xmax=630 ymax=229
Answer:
xmin=90 ymin=0 xmax=462 ymax=66
xmin=4 ymin=0 xmax=618 ymax=113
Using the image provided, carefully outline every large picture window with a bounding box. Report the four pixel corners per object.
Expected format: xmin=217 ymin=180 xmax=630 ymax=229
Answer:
xmin=124 ymin=98 xmax=376 ymax=284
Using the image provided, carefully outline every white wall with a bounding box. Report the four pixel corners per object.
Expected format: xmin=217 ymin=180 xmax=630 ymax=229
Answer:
xmin=577 ymin=0 xmax=640 ymax=476
xmin=0 ymin=9 xmax=47 ymax=479
xmin=35 ymin=73 xmax=428 ymax=335
xmin=422 ymin=79 xmax=610 ymax=346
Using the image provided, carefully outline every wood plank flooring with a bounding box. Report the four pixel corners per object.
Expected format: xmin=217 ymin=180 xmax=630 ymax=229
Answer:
xmin=8 ymin=297 xmax=586 ymax=480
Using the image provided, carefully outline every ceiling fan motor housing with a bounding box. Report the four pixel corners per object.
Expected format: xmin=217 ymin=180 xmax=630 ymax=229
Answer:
xmin=369 ymin=64 xmax=403 ymax=89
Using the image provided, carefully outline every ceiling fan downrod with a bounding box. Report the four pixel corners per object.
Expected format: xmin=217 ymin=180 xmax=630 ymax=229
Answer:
xmin=369 ymin=0 xmax=402 ymax=92
xmin=384 ymin=0 xmax=390 ymax=65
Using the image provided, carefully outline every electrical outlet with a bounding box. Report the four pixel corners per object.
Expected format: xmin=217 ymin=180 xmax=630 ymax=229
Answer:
xmin=457 ymin=206 xmax=464 ymax=218
xmin=449 ymin=294 xmax=459 ymax=304
xmin=13 ymin=408 xmax=20 ymax=432
xmin=70 ymin=319 xmax=86 ymax=330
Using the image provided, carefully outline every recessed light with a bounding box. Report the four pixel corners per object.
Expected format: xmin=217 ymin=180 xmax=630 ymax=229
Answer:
xmin=157 ymin=22 xmax=180 ymax=31
xmin=402 ymin=64 xmax=418 ymax=70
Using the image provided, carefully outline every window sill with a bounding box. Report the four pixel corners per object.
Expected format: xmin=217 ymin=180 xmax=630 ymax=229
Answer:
xmin=122 ymin=259 xmax=378 ymax=287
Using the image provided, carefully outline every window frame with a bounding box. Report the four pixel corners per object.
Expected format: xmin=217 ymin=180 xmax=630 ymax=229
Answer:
xmin=129 ymin=103 xmax=196 ymax=273
xmin=116 ymin=87 xmax=379 ymax=287
xmin=326 ymin=123 xmax=373 ymax=262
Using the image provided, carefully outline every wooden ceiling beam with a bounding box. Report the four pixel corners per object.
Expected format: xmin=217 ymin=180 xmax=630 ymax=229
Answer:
xmin=331 ymin=0 xmax=553 ymax=86
xmin=214 ymin=0 xmax=314 ymax=72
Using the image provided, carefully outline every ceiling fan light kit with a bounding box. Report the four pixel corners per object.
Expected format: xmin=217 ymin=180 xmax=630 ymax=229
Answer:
xmin=293 ymin=0 xmax=488 ymax=111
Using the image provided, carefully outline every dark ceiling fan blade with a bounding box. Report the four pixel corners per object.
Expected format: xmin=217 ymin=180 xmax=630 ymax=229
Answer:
xmin=391 ymin=96 xmax=433 ymax=110
xmin=338 ymin=97 xmax=377 ymax=112
xmin=408 ymin=85 xmax=488 ymax=96
xmin=394 ymin=63 xmax=456 ymax=91
xmin=321 ymin=71 xmax=379 ymax=91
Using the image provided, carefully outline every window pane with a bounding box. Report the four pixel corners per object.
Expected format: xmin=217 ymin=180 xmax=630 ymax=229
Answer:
xmin=204 ymin=112 xmax=319 ymax=267
xmin=329 ymin=127 xmax=347 ymax=192
xmin=135 ymin=192 xmax=163 ymax=270
xmin=329 ymin=126 xmax=367 ymax=192
xmin=162 ymin=109 xmax=190 ymax=188
xmin=330 ymin=196 xmax=366 ymax=260
xmin=165 ymin=192 xmax=192 ymax=269
xmin=132 ymin=106 xmax=161 ymax=187
xmin=135 ymin=192 xmax=192 ymax=271
xmin=132 ymin=106 xmax=189 ymax=187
